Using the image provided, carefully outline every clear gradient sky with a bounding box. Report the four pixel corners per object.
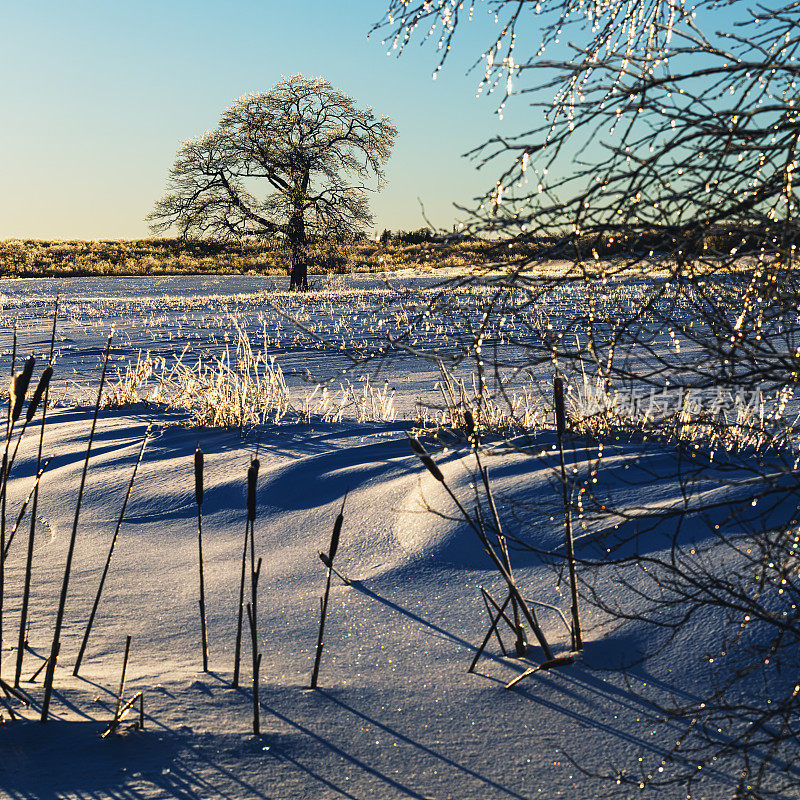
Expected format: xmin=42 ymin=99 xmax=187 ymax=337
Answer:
xmin=0 ymin=0 xmax=529 ymax=240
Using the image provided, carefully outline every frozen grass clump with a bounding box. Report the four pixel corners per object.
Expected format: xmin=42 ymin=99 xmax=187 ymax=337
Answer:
xmin=102 ymin=334 xmax=292 ymax=429
xmin=100 ymin=322 xmax=396 ymax=429
xmin=565 ymin=370 xmax=800 ymax=454
xmin=412 ymin=361 xmax=800 ymax=457
xmin=417 ymin=363 xmax=546 ymax=439
xmin=301 ymin=377 xmax=396 ymax=424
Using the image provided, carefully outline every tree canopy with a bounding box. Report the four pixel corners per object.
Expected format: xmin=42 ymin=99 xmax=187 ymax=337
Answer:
xmin=149 ymin=75 xmax=396 ymax=289
xmin=377 ymin=1 xmax=799 ymax=263
xmin=372 ymin=3 xmax=800 ymax=796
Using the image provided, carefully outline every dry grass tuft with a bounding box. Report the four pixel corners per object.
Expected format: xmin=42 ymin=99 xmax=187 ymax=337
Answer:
xmin=99 ymin=323 xmax=396 ymax=429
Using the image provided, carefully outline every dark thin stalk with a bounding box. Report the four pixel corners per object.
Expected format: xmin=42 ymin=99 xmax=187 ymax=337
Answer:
xmin=469 ymin=592 xmax=512 ymax=673
xmin=2 ymin=457 xmax=53 ymax=560
xmin=246 ymin=601 xmax=261 ymax=736
xmin=249 ymin=510 xmax=257 ymax=636
xmin=482 ymin=586 xmax=519 ymax=633
xmin=465 ymin=409 xmax=525 ymax=654
xmin=234 ymin=458 xmax=259 ymax=687
xmin=505 ymin=654 xmax=576 ymax=690
xmin=114 ymin=635 xmax=132 ymax=721
xmin=0 ymin=355 xmax=37 ymax=546
xmin=0 ymin=323 xmax=17 ymax=680
xmin=40 ymin=331 xmax=113 ymax=723
xmin=555 ymin=376 xmax=582 ymax=651
xmin=0 ymin=690 xmax=18 ymax=720
xmin=14 ymin=296 xmax=58 ymax=687
xmin=475 ymin=452 xmax=526 ymax=656
xmin=102 ymin=690 xmax=144 ymax=738
xmin=310 ymin=492 xmax=347 ymax=689
xmin=4 ymin=357 xmax=39 ymax=486
xmin=232 ymin=520 xmax=248 ymax=688
xmin=318 ymin=551 xmax=350 ymax=585
xmin=247 ymin=476 xmax=262 ymax=735
xmin=195 ymin=445 xmax=208 ymax=672
xmin=73 ymin=425 xmax=151 ymax=676
xmin=0 ymin=322 xmax=18 ymax=491
xmin=0 ymin=678 xmax=27 ymax=704
xmin=28 ymin=649 xmax=53 ymax=683
xmin=461 ymin=486 xmax=553 ymax=659
xmin=408 ymin=435 xmax=554 ymax=660
xmin=99 ymin=636 xmax=133 ymax=738
xmin=310 ymin=568 xmax=334 ymax=690
xmin=480 ymin=587 xmax=508 ymax=657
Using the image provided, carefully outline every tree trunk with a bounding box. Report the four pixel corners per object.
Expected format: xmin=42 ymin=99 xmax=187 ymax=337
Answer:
xmin=289 ymin=252 xmax=308 ymax=291
xmin=288 ymin=210 xmax=308 ymax=291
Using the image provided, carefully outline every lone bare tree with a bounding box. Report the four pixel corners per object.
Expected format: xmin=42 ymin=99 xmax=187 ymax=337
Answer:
xmin=148 ymin=75 xmax=396 ymax=290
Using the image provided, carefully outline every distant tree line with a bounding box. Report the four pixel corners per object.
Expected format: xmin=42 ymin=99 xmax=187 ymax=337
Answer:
xmin=379 ymin=227 xmax=437 ymax=245
xmin=2 ymin=224 xmax=788 ymax=279
xmin=0 ymin=236 xmax=520 ymax=278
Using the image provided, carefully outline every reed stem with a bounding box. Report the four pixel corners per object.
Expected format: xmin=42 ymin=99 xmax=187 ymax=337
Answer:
xmin=14 ymin=297 xmax=58 ymax=687
xmin=232 ymin=520 xmax=248 ymax=688
xmin=0 ymin=324 xmax=17 ymax=680
xmin=555 ymin=375 xmax=582 ymax=650
xmin=195 ymin=445 xmax=209 ymax=672
xmin=73 ymin=425 xmax=151 ymax=676
xmin=40 ymin=331 xmax=112 ymax=723
xmin=310 ymin=492 xmax=347 ymax=689
xmin=234 ymin=458 xmax=259 ymax=687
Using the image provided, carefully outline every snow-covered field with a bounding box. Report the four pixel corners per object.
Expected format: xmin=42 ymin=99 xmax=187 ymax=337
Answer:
xmin=0 ymin=274 xmax=794 ymax=799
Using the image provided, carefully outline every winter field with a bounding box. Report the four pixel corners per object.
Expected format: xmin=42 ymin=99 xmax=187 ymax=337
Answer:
xmin=0 ymin=272 xmax=796 ymax=800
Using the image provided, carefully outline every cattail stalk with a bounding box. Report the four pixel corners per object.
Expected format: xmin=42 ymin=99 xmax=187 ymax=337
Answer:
xmin=318 ymin=551 xmax=350 ymax=585
xmin=464 ymin=409 xmax=527 ymax=655
xmin=40 ymin=331 xmax=113 ymax=723
xmin=555 ymin=375 xmax=582 ymax=650
xmin=0 ymin=354 xmax=37 ymax=535
xmin=99 ymin=636 xmax=133 ymax=738
xmin=246 ymin=456 xmax=262 ymax=734
xmin=469 ymin=590 xmax=512 ymax=673
xmin=195 ymin=444 xmax=209 ymax=672
xmin=310 ymin=492 xmax=347 ymax=689
xmin=2 ymin=457 xmax=53 ymax=559
xmin=234 ymin=458 xmax=259 ymax=687
xmin=1 ymin=326 xmax=19 ymax=499
xmin=246 ymin=600 xmax=261 ymax=735
xmin=5 ymin=363 xmax=50 ymax=483
xmin=0 ymin=326 xmax=18 ymax=680
xmin=1 ymin=354 xmax=37 ymax=547
xmin=232 ymin=522 xmax=249 ymax=688
xmin=15 ymin=297 xmax=58 ymax=687
xmin=29 ymin=647 xmax=54 ymax=683
xmin=480 ymin=586 xmax=508 ymax=657
xmin=73 ymin=425 xmax=151 ymax=676
xmin=114 ymin=635 xmax=132 ymax=721
xmin=407 ymin=435 xmax=554 ymax=661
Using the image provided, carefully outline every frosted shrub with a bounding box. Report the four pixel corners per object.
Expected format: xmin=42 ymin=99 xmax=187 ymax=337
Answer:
xmin=421 ymin=362 xmax=546 ymax=436
xmin=101 ymin=320 xmax=396 ymax=428
xmin=565 ymin=371 xmax=799 ymax=454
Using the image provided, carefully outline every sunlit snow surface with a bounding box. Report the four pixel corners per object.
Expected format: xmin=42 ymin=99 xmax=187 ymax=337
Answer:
xmin=0 ymin=273 xmax=493 ymax=415
xmin=0 ymin=274 xmax=792 ymax=800
xmin=0 ymin=271 xmax=715 ymax=417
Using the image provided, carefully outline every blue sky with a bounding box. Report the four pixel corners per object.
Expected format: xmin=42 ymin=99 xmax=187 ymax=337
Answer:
xmin=0 ymin=0 xmax=527 ymax=239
